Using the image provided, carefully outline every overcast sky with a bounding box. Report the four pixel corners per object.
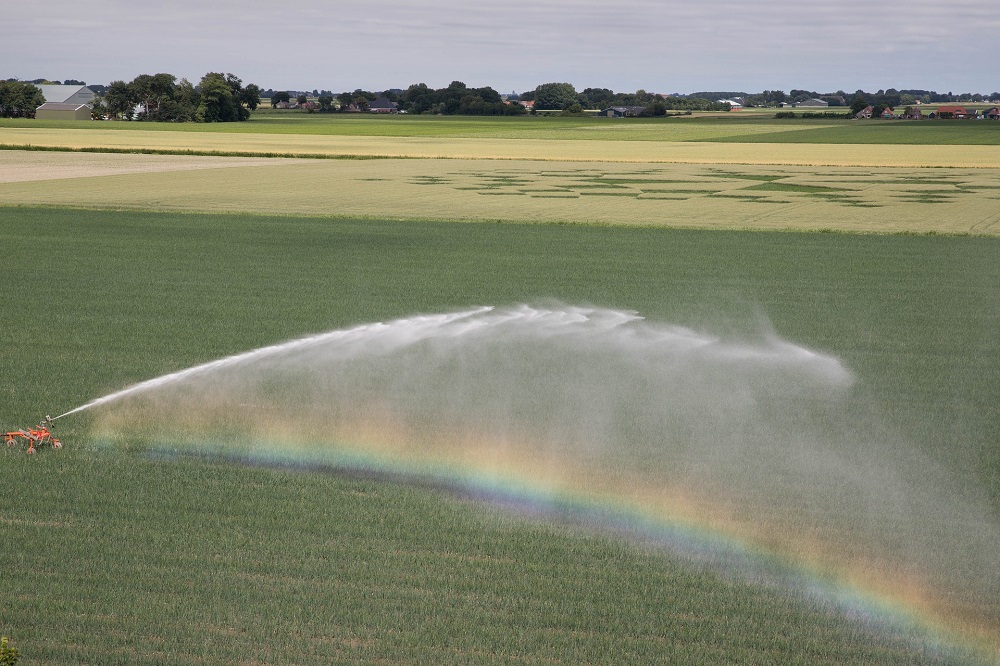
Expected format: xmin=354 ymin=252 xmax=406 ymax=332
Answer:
xmin=5 ymin=0 xmax=998 ymax=94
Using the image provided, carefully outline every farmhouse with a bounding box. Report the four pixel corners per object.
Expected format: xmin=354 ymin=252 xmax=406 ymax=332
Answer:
xmin=368 ymin=96 xmax=398 ymax=113
xmin=35 ymin=102 xmax=91 ymax=120
xmin=855 ymin=105 xmax=873 ymax=119
xmin=881 ymin=107 xmax=896 ymax=119
xmin=983 ymin=107 xmax=999 ymax=119
xmin=931 ymin=105 xmax=969 ymax=119
xmin=37 ymin=85 xmax=95 ymax=106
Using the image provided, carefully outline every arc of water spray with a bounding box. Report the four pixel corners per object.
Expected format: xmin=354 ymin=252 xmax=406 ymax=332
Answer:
xmin=51 ymin=307 xmax=495 ymax=421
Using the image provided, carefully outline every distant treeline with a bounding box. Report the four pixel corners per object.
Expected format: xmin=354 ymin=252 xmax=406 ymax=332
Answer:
xmin=306 ymin=82 xmax=527 ymax=116
xmin=682 ymin=88 xmax=1000 ymax=108
xmin=11 ymin=77 xmax=1000 ymax=120
xmin=5 ymin=75 xmax=262 ymax=122
xmin=519 ymin=83 xmax=731 ymax=113
xmin=267 ymin=82 xmax=731 ymax=115
xmin=92 ymin=73 xmax=260 ymax=122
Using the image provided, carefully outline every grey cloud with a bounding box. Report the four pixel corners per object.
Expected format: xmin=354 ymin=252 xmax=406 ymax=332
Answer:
xmin=3 ymin=0 xmax=996 ymax=92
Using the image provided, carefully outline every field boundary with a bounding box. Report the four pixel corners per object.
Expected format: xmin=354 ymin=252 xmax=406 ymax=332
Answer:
xmin=0 ymin=143 xmax=396 ymax=161
xmin=4 ymin=143 xmax=1000 ymax=170
xmin=0 ymin=202 xmax=985 ymax=237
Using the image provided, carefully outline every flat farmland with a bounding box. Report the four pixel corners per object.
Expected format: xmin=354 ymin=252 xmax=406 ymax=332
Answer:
xmin=3 ymin=113 xmax=1000 ymax=144
xmin=3 ymin=126 xmax=999 ymax=166
xmin=2 ymin=114 xmax=999 ymax=664
xmin=3 ymin=207 xmax=999 ymax=664
xmin=2 ymin=151 xmax=999 ymax=234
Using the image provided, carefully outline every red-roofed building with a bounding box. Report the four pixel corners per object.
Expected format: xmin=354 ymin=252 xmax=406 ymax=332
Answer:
xmin=932 ymin=105 xmax=968 ymax=119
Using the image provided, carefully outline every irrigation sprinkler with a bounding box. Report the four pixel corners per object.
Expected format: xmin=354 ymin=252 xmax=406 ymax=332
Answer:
xmin=4 ymin=415 xmax=62 ymax=454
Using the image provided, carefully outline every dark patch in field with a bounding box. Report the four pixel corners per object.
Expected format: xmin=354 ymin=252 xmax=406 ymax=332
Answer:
xmin=400 ymin=165 xmax=995 ymax=211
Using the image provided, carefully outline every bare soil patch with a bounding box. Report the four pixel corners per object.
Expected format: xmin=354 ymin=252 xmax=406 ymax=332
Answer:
xmin=0 ymin=150 xmax=307 ymax=184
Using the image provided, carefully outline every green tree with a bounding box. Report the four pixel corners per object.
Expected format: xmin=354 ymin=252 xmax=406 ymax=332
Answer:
xmin=850 ymin=94 xmax=869 ymax=115
xmin=89 ymin=94 xmax=107 ymax=120
xmin=196 ymin=72 xmax=241 ymax=122
xmin=131 ymin=73 xmax=176 ymax=120
xmin=271 ymin=91 xmax=291 ymax=107
xmin=762 ymin=90 xmax=786 ymax=106
xmin=580 ymin=87 xmax=614 ymax=109
xmin=104 ymin=80 xmax=137 ymax=120
xmin=400 ymin=83 xmax=436 ymax=114
xmin=240 ymin=83 xmax=261 ymax=111
xmin=159 ymin=78 xmax=198 ymax=122
xmin=0 ymin=81 xmax=44 ymax=118
xmin=641 ymin=98 xmax=668 ymax=116
xmin=533 ymin=82 xmax=578 ymax=110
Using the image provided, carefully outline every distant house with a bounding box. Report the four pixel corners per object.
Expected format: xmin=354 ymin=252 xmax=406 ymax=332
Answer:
xmin=881 ymin=107 xmax=896 ymax=119
xmin=35 ymin=102 xmax=91 ymax=120
xmin=37 ymin=85 xmax=95 ymax=106
xmin=718 ymin=99 xmax=743 ymax=110
xmin=904 ymin=107 xmax=923 ymax=119
xmin=982 ymin=107 xmax=999 ymax=119
xmin=855 ymin=105 xmax=873 ymax=119
xmin=602 ymin=106 xmax=645 ymax=118
xmin=794 ymin=98 xmax=829 ymax=108
xmin=933 ymin=105 xmax=969 ymax=119
xmin=368 ymin=96 xmax=398 ymax=113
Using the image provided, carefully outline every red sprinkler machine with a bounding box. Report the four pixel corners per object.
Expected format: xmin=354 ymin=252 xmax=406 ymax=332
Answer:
xmin=5 ymin=416 xmax=62 ymax=454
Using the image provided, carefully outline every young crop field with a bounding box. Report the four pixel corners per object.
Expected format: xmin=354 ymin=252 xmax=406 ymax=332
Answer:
xmin=2 ymin=206 xmax=999 ymax=664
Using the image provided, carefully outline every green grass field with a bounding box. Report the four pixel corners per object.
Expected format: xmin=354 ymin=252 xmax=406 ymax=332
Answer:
xmin=2 ymin=113 xmax=999 ymax=663
xmin=2 ymin=207 xmax=999 ymax=664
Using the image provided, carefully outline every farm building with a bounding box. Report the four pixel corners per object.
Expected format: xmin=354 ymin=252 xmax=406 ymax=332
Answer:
xmin=368 ymin=96 xmax=398 ymax=113
xmin=602 ymin=106 xmax=645 ymax=118
xmin=881 ymin=107 xmax=896 ymax=119
xmin=35 ymin=102 xmax=91 ymax=120
xmin=37 ymin=85 xmax=95 ymax=106
xmin=930 ymin=105 xmax=969 ymax=119
xmin=855 ymin=105 xmax=874 ymax=119
xmin=794 ymin=98 xmax=829 ymax=108
xmin=983 ymin=107 xmax=999 ymax=119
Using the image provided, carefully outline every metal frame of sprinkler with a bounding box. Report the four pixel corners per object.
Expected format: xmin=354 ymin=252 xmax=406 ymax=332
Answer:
xmin=4 ymin=415 xmax=62 ymax=454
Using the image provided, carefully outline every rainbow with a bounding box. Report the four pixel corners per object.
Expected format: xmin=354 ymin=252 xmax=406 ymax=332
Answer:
xmin=78 ymin=305 xmax=1000 ymax=662
xmin=90 ymin=416 xmax=1000 ymax=663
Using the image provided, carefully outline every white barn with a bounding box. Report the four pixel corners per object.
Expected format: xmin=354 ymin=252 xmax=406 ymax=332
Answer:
xmin=36 ymin=102 xmax=92 ymax=120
